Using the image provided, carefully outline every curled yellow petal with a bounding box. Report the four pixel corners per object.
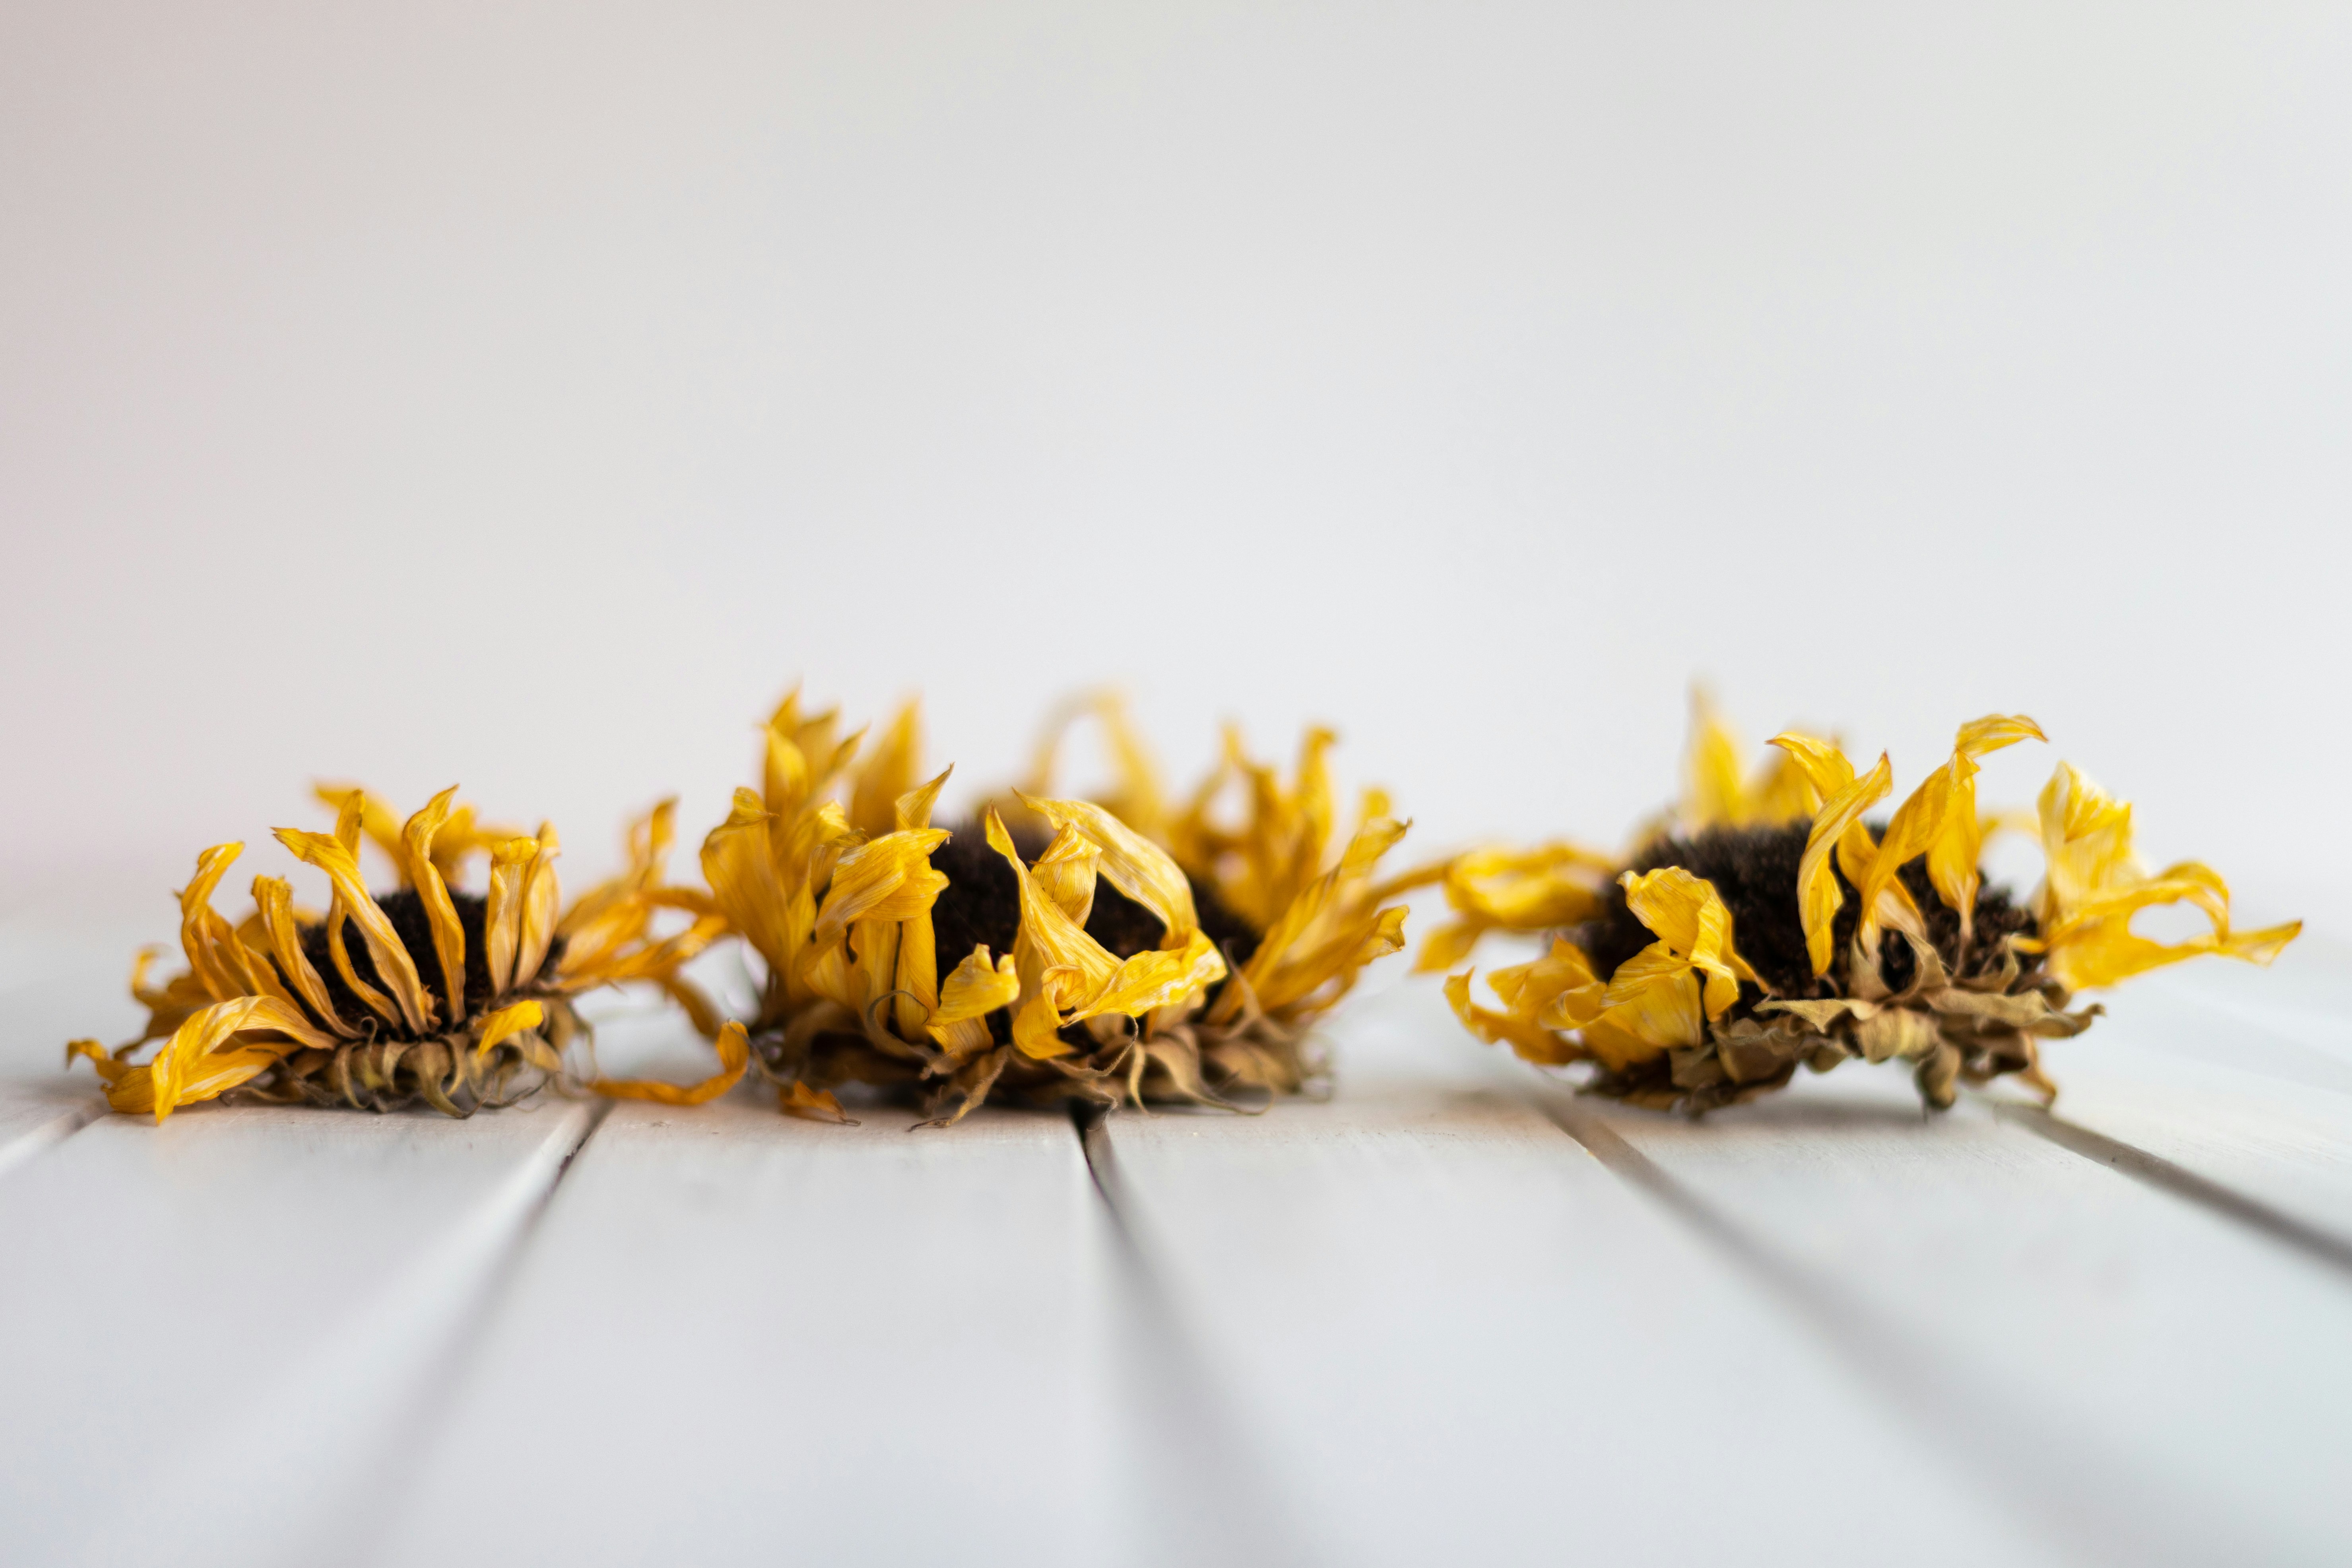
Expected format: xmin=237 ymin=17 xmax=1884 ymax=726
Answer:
xmin=1018 ymin=791 xmax=1199 ymax=941
xmin=1011 ymin=988 xmax=1073 ymax=1060
xmin=590 ymin=1020 xmax=750 ymax=1106
xmin=1925 ymin=715 xmax=2045 ymax=937
xmin=1859 ymin=715 xmax=2044 ymax=951
xmin=1029 ymin=825 xmax=1101 ymax=926
xmin=252 ymin=875 xmax=355 ymax=1037
xmin=1793 ymin=751 xmax=1893 ymax=976
xmin=811 ymin=828 xmax=951 ymax=949
xmin=1066 ymin=928 xmax=1228 ymax=1024
xmin=403 ymin=787 xmax=470 ymax=1024
xmin=313 ymin=783 xmax=408 ymax=879
xmin=1444 ymin=970 xmax=1580 ymax=1066
xmin=514 ymin=823 xmax=563 ymax=986
xmin=701 ymin=790 xmax=797 ymax=975
xmin=275 ymin=829 xmax=434 ymax=1032
xmin=471 ymin=999 xmax=545 ymax=1062
xmin=1617 ymin=866 xmax=1755 ymax=1015
xmin=140 ymin=995 xmax=337 ymax=1122
xmin=1595 ymin=945 xmax=1705 ymax=1055
xmin=985 ymin=807 xmax=1121 ymax=1003
xmin=932 ymin=945 xmax=1021 ymax=1024
xmin=483 ymin=836 xmax=537 ymax=994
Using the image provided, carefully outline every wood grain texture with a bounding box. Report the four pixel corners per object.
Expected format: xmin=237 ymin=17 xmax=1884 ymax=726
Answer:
xmin=0 ymin=1096 xmax=593 ymax=1568
xmin=369 ymin=1100 xmax=1114 ymax=1568
xmin=1094 ymin=984 xmax=2074 ymax=1568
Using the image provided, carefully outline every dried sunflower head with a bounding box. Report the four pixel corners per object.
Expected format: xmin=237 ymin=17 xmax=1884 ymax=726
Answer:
xmin=611 ymin=690 xmax=1417 ymax=1125
xmin=67 ymin=787 xmax=720 ymax=1121
xmin=1435 ymin=695 xmax=2302 ymax=1114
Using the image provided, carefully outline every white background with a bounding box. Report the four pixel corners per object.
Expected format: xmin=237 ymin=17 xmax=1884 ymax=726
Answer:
xmin=2 ymin=1 xmax=2344 ymax=941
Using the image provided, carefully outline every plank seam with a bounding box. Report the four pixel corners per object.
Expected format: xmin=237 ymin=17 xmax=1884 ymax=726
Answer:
xmin=1991 ymin=1100 xmax=2352 ymax=1283
xmin=1071 ymin=1105 xmax=1320 ymax=1568
xmin=0 ymin=1096 xmax=106 ymax=1184
xmin=329 ymin=1098 xmax=612 ymax=1568
xmin=1526 ymin=1083 xmax=2260 ymax=1568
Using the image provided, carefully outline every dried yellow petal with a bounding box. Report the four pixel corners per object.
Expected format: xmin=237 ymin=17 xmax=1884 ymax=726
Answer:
xmin=590 ymin=1020 xmax=751 ymax=1106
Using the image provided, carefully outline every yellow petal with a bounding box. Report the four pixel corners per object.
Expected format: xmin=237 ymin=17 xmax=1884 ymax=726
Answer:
xmin=894 ymin=900 xmax=939 ymax=1038
xmin=1794 ymin=751 xmax=1893 ymax=975
xmin=895 ymin=764 xmax=954 ymax=833
xmin=1924 ymin=715 xmax=2046 ymax=926
xmin=811 ymin=829 xmax=951 ymax=949
xmin=1617 ymin=866 xmax=1754 ymax=1014
xmin=1861 ymin=715 xmax=2043 ymax=947
xmin=275 ymin=829 xmax=434 ymax=1033
xmin=932 ymin=945 xmax=1021 ymax=1023
xmin=1767 ymin=732 xmax=1857 ymax=802
xmin=149 ymin=995 xmax=336 ymax=1122
xmin=1489 ymin=937 xmax=1607 ymax=1030
xmin=313 ymin=783 xmax=407 ymax=879
xmin=1412 ymin=917 xmax=1493 ymax=975
xmin=1682 ymin=688 xmax=1749 ymax=828
xmin=1018 ymin=791 xmax=1200 ymax=941
xmin=252 ymin=875 xmax=355 ymax=1037
xmin=471 ymin=999 xmax=545 ymax=1062
xmin=1595 ymin=943 xmax=1706 ymax=1054
xmin=323 ymin=899 xmax=400 ymax=1026
xmin=1011 ymin=988 xmax=1073 ymax=1060
xmin=1029 ymin=825 xmax=1101 ymax=926
xmin=1066 ymin=928 xmax=1228 ymax=1023
xmin=178 ymin=843 xmax=251 ymax=1003
xmin=403 ymin=787 xmax=471 ymax=1024
xmin=1025 ymin=691 xmax=1169 ymax=841
xmin=483 ymin=836 xmax=538 ymax=995
xmin=985 ymin=807 xmax=1122 ymax=1002
xmin=850 ymin=701 xmax=923 ymax=839
xmin=590 ymin=1020 xmax=751 ymax=1106
xmin=1444 ymin=970 xmax=1580 ymax=1066
xmin=1440 ymin=843 xmax=1613 ymax=933
xmin=514 ymin=823 xmax=564 ymax=986
xmin=1246 ymin=906 xmax=1395 ymax=1013
xmin=701 ymin=789 xmax=798 ymax=975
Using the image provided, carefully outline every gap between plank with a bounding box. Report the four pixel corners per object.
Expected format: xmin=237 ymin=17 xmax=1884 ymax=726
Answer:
xmin=1990 ymin=1100 xmax=2352 ymax=1283
xmin=1529 ymin=1086 xmax=2257 ymax=1568
xmin=1071 ymin=1103 xmax=1320 ymax=1568
xmin=0 ymin=1095 xmax=105 ymax=1184
xmin=325 ymin=1097 xmax=613 ymax=1568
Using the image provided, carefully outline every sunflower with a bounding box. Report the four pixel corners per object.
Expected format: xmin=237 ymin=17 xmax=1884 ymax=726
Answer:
xmin=67 ymin=787 xmax=721 ymax=1122
xmin=1437 ymin=695 xmax=2302 ymax=1113
xmin=623 ymin=690 xmax=1418 ymax=1125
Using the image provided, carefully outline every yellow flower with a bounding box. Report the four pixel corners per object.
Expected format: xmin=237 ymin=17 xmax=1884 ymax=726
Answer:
xmin=68 ymin=789 xmax=718 ymax=1122
xmin=1436 ymin=695 xmax=2299 ymax=1114
xmin=640 ymin=688 xmax=1417 ymax=1124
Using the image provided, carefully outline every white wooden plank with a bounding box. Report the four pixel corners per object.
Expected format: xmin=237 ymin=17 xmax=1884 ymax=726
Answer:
xmin=2090 ymin=976 xmax=2352 ymax=1098
xmin=0 ymin=1075 xmax=103 ymax=1180
xmin=1095 ymin=984 xmax=2075 ymax=1568
xmin=0 ymin=1095 xmax=594 ymax=1568
xmin=1987 ymin=1045 xmax=2352 ymax=1264
xmin=0 ymin=926 xmax=160 ymax=1177
xmin=2151 ymin=935 xmax=2352 ymax=1038
xmin=371 ymin=1099 xmax=1117 ymax=1568
xmin=1534 ymin=1035 xmax=2352 ymax=1567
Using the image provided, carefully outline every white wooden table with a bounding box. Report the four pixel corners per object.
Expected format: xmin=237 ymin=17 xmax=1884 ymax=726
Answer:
xmin=4 ymin=922 xmax=2349 ymax=1568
